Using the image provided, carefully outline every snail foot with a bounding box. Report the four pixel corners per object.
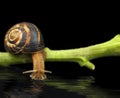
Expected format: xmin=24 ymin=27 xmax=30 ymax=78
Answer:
xmin=23 ymin=70 xmax=52 ymax=80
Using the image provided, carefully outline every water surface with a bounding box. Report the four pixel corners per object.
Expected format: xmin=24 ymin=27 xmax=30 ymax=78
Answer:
xmin=0 ymin=66 xmax=120 ymax=98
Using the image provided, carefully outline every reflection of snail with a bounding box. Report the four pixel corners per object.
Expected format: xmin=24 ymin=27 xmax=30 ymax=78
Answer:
xmin=4 ymin=22 xmax=51 ymax=80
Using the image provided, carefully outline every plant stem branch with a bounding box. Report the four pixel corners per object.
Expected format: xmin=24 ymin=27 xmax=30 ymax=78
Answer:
xmin=1 ymin=34 xmax=120 ymax=70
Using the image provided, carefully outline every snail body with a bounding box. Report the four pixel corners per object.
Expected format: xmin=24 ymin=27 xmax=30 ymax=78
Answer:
xmin=4 ymin=22 xmax=51 ymax=80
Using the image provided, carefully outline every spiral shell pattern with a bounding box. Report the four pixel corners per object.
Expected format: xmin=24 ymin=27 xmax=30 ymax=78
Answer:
xmin=4 ymin=22 xmax=44 ymax=54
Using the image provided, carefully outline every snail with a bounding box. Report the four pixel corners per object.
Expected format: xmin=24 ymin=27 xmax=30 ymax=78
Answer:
xmin=4 ymin=22 xmax=51 ymax=80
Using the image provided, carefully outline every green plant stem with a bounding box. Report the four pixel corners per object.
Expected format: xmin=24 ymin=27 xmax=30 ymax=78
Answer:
xmin=1 ymin=34 xmax=120 ymax=70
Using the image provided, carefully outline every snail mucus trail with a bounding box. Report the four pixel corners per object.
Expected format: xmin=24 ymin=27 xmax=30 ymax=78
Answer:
xmin=4 ymin=22 xmax=51 ymax=80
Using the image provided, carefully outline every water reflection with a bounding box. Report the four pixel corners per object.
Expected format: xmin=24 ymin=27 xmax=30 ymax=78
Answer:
xmin=4 ymin=81 xmax=44 ymax=98
xmin=0 ymin=66 xmax=120 ymax=98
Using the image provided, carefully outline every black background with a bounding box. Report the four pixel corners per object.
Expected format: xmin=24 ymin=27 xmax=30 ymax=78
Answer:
xmin=0 ymin=4 xmax=120 ymax=88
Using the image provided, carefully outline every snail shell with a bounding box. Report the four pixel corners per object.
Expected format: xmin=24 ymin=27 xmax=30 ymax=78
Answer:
xmin=4 ymin=22 xmax=44 ymax=54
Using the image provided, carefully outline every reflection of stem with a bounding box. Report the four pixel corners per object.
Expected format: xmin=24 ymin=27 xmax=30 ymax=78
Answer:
xmin=46 ymin=76 xmax=95 ymax=92
xmin=45 ymin=76 xmax=110 ymax=98
xmin=1 ymin=34 xmax=120 ymax=70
